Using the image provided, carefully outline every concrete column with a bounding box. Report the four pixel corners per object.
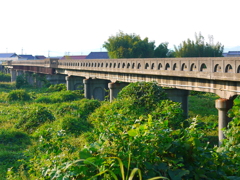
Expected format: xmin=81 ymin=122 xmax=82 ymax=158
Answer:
xmin=16 ymin=70 xmax=23 ymax=77
xmin=165 ymin=89 xmax=189 ymax=118
xmin=215 ymin=98 xmax=233 ymax=146
xmin=108 ymin=82 xmax=128 ymax=102
xmin=35 ymin=74 xmax=42 ymax=88
xmin=11 ymin=69 xmax=17 ymax=82
xmin=65 ymin=76 xmax=74 ymax=90
xmin=25 ymin=72 xmax=34 ymax=85
xmin=83 ymin=79 xmax=91 ymax=99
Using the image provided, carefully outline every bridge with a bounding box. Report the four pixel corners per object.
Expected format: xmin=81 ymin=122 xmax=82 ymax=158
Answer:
xmin=4 ymin=57 xmax=240 ymax=145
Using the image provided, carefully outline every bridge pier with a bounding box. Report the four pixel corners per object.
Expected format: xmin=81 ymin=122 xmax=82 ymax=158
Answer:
xmin=83 ymin=78 xmax=110 ymax=100
xmin=25 ymin=72 xmax=34 ymax=85
xmin=10 ymin=69 xmax=17 ymax=82
xmin=66 ymin=76 xmax=84 ymax=91
xmin=164 ymin=89 xmax=189 ymax=118
xmin=66 ymin=76 xmax=75 ymax=90
xmin=16 ymin=70 xmax=24 ymax=77
xmin=215 ymin=98 xmax=234 ymax=146
xmin=108 ymin=82 xmax=129 ymax=102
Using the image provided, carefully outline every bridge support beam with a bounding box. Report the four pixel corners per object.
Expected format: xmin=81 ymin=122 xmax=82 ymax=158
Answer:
xmin=11 ymin=69 xmax=17 ymax=82
xmin=108 ymin=82 xmax=129 ymax=102
xmin=215 ymin=98 xmax=233 ymax=146
xmin=46 ymin=74 xmax=66 ymax=85
xmin=164 ymin=89 xmax=189 ymax=118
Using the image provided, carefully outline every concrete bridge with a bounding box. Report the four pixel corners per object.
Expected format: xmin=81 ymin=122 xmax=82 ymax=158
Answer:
xmin=4 ymin=57 xmax=240 ymax=145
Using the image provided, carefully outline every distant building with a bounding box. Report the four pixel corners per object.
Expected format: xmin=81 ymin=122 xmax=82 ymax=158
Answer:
xmin=60 ymin=55 xmax=87 ymax=60
xmin=223 ymin=51 xmax=240 ymax=57
xmin=0 ymin=53 xmax=19 ymax=61
xmin=86 ymin=52 xmax=109 ymax=59
xmin=18 ymin=54 xmax=35 ymax=60
xmin=35 ymin=55 xmax=46 ymax=59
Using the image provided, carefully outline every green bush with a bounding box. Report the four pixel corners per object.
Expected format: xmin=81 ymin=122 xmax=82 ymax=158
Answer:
xmin=0 ymin=72 xmax=11 ymax=82
xmin=35 ymin=96 xmax=52 ymax=103
xmin=60 ymin=115 xmax=89 ymax=135
xmin=35 ymin=91 xmax=84 ymax=103
xmin=118 ymin=81 xmax=167 ymax=110
xmin=6 ymin=89 xmax=31 ymax=101
xmin=15 ymin=105 xmax=55 ymax=133
xmin=0 ymin=82 xmax=15 ymax=90
xmin=16 ymin=75 xmax=27 ymax=89
xmin=47 ymin=84 xmax=66 ymax=92
xmin=0 ymin=129 xmax=30 ymax=145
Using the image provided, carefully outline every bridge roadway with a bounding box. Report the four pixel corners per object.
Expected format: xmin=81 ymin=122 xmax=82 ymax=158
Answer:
xmin=5 ymin=57 xmax=240 ymax=145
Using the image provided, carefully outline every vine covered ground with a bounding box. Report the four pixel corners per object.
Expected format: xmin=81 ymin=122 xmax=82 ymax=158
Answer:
xmin=0 ymin=80 xmax=239 ymax=180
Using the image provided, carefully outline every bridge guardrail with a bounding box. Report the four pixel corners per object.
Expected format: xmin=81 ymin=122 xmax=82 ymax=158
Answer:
xmin=6 ymin=57 xmax=240 ymax=81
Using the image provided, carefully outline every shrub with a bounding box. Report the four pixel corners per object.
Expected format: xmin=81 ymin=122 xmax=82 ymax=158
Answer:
xmin=15 ymin=105 xmax=55 ymax=133
xmin=35 ymin=96 xmax=52 ymax=103
xmin=47 ymin=84 xmax=66 ymax=92
xmin=0 ymin=82 xmax=15 ymax=90
xmin=0 ymin=72 xmax=11 ymax=82
xmin=118 ymin=81 xmax=167 ymax=110
xmin=6 ymin=89 xmax=31 ymax=101
xmin=16 ymin=75 xmax=27 ymax=89
xmin=35 ymin=91 xmax=84 ymax=104
xmin=60 ymin=115 xmax=89 ymax=135
xmin=0 ymin=129 xmax=30 ymax=145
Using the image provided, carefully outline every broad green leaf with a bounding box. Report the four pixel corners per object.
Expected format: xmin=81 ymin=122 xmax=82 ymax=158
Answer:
xmin=128 ymin=129 xmax=137 ymax=137
xmin=79 ymin=149 xmax=92 ymax=159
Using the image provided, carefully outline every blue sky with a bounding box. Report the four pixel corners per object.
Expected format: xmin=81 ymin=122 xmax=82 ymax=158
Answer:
xmin=0 ymin=0 xmax=239 ymax=57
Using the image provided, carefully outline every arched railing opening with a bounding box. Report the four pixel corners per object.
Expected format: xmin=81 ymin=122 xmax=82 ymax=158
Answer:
xmin=190 ymin=63 xmax=197 ymax=71
xmin=181 ymin=63 xmax=187 ymax=71
xmin=173 ymin=63 xmax=177 ymax=70
xmin=200 ymin=63 xmax=207 ymax=72
xmin=214 ymin=64 xmax=221 ymax=72
xmin=225 ymin=64 xmax=233 ymax=73
xmin=137 ymin=63 xmax=141 ymax=69
xmin=237 ymin=65 xmax=240 ymax=73
xmin=132 ymin=63 xmax=135 ymax=69
xmin=151 ymin=63 xmax=155 ymax=70
xmin=145 ymin=63 xmax=149 ymax=69
xmin=158 ymin=63 xmax=162 ymax=70
xmin=165 ymin=63 xmax=170 ymax=70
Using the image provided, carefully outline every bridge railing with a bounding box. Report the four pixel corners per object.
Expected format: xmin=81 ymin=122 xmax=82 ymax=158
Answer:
xmin=6 ymin=57 xmax=240 ymax=81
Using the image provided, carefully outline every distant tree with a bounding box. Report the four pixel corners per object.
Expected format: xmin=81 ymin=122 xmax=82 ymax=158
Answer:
xmin=154 ymin=42 xmax=169 ymax=58
xmin=103 ymin=31 xmax=170 ymax=58
xmin=174 ymin=32 xmax=224 ymax=57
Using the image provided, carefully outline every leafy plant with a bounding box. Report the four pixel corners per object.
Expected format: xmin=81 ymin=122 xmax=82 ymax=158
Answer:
xmin=15 ymin=105 xmax=55 ymax=133
xmin=0 ymin=129 xmax=30 ymax=146
xmin=16 ymin=75 xmax=28 ymax=89
xmin=6 ymin=89 xmax=31 ymax=101
xmin=47 ymin=83 xmax=67 ymax=92
xmin=0 ymin=72 xmax=11 ymax=82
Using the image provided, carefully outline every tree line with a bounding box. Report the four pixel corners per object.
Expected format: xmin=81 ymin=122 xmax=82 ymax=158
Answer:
xmin=103 ymin=31 xmax=224 ymax=58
